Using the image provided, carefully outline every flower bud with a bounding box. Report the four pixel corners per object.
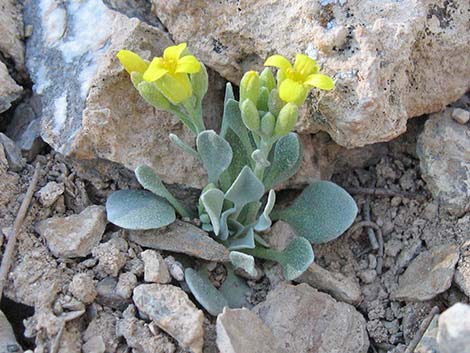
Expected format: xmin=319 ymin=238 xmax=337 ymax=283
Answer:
xmin=274 ymin=103 xmax=298 ymax=136
xmin=191 ymin=62 xmax=208 ymax=100
xmin=137 ymin=81 xmax=171 ymax=111
xmin=260 ymin=68 xmax=276 ymax=92
xmin=260 ymin=112 xmax=276 ymax=137
xmin=240 ymin=99 xmax=260 ymax=132
xmin=239 ymin=71 xmax=260 ymax=107
xmin=257 ymin=87 xmax=269 ymax=111
xmin=268 ymin=89 xmax=285 ymax=116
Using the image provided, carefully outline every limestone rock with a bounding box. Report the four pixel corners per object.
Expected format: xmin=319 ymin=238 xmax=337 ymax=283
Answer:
xmin=36 ymin=181 xmax=64 ymax=207
xmin=36 ymin=205 xmax=107 ymax=258
xmin=437 ymin=303 xmax=470 ymax=353
xmin=129 ymin=220 xmax=230 ymax=262
xmin=216 ymin=308 xmax=281 ymax=353
xmin=0 ymin=62 xmax=22 ymax=114
xmin=141 ymin=250 xmax=171 ymax=284
xmin=417 ymin=108 xmax=470 ymax=215
xmin=0 ymin=311 xmax=23 ymax=353
xmin=92 ymin=237 xmax=128 ymax=277
xmin=152 ymin=0 xmax=470 ymax=148
xmin=452 ymin=108 xmax=470 ymax=124
xmin=68 ymin=273 xmax=97 ymax=304
xmin=454 ymin=240 xmax=470 ymax=298
xmin=115 ymin=272 xmax=138 ymax=299
xmin=253 ymin=283 xmax=369 ymax=353
xmin=0 ymin=133 xmax=25 ymax=172
xmin=392 ymin=245 xmax=460 ymax=301
xmin=133 ymin=284 xmax=204 ymax=353
xmin=415 ymin=315 xmax=439 ymax=353
xmin=0 ymin=0 xmax=25 ymax=73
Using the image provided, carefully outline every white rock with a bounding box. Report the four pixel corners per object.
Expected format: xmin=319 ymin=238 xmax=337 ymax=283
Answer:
xmin=452 ymin=108 xmax=470 ymax=124
xmin=437 ymin=303 xmax=470 ymax=353
xmin=115 ymin=272 xmax=138 ymax=299
xmin=68 ymin=273 xmax=97 ymax=304
xmin=92 ymin=237 xmax=128 ymax=277
xmin=141 ymin=250 xmax=171 ymax=284
xmin=37 ymin=181 xmax=64 ymax=207
xmin=35 ymin=205 xmax=107 ymax=258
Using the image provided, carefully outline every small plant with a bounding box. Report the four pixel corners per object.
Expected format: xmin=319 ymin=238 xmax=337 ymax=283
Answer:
xmin=107 ymin=43 xmax=358 ymax=314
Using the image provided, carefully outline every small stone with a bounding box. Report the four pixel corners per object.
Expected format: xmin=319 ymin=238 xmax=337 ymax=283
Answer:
xmin=115 ymin=272 xmax=138 ymax=299
xmin=92 ymin=238 xmax=128 ymax=277
xmin=264 ymin=220 xmax=296 ymax=251
xmin=68 ymin=273 xmax=97 ymax=304
xmin=451 ymin=108 xmax=470 ymax=124
xmin=297 ymin=263 xmax=363 ymax=305
xmin=0 ymin=133 xmax=25 ymax=172
xmin=0 ymin=62 xmax=22 ymax=114
xmin=253 ymin=283 xmax=369 ymax=353
xmin=129 ymin=220 xmax=229 ymax=262
xmin=82 ymin=335 xmax=105 ymax=353
xmin=36 ymin=181 xmax=65 ymax=207
xmin=437 ymin=303 xmax=470 ymax=353
xmin=216 ymin=308 xmax=281 ymax=353
xmin=164 ymin=256 xmax=185 ymax=281
xmin=133 ymin=284 xmax=204 ymax=353
xmin=36 ymin=205 xmax=106 ymax=258
xmin=454 ymin=240 xmax=470 ymax=298
xmin=141 ymin=250 xmax=171 ymax=284
xmin=96 ymin=277 xmax=129 ymax=310
xmin=392 ymin=244 xmax=460 ymax=301
xmin=415 ymin=315 xmax=439 ymax=353
xmin=359 ymin=269 xmax=377 ymax=284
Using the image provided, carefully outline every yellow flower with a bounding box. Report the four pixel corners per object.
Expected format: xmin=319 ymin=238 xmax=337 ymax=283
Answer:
xmin=264 ymin=54 xmax=334 ymax=105
xmin=116 ymin=43 xmax=201 ymax=105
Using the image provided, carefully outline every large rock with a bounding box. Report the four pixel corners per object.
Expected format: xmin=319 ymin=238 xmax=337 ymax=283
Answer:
xmin=437 ymin=303 xmax=470 ymax=353
xmin=0 ymin=61 xmax=22 ymax=113
xmin=133 ymin=284 xmax=204 ymax=353
xmin=0 ymin=0 xmax=25 ymax=73
xmin=24 ymin=0 xmax=210 ymax=187
xmin=152 ymin=0 xmax=470 ymax=148
xmin=417 ymin=108 xmax=470 ymax=215
xmin=253 ymin=283 xmax=369 ymax=353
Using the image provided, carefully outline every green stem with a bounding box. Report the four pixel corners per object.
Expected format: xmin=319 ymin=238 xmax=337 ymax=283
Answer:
xmin=254 ymin=139 xmax=273 ymax=181
xmin=162 ymin=189 xmax=193 ymax=219
xmin=183 ymin=100 xmax=205 ymax=134
xmin=171 ymin=108 xmax=198 ymax=135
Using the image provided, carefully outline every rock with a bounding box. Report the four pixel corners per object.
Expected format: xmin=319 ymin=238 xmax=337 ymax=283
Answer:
xmin=96 ymin=277 xmax=129 ymax=310
xmin=452 ymin=107 xmax=470 ymax=124
xmin=68 ymin=273 xmax=97 ymax=304
xmin=392 ymin=245 xmax=460 ymax=301
xmin=115 ymin=272 xmax=138 ymax=299
xmin=216 ymin=308 xmax=281 ymax=353
xmin=129 ymin=220 xmax=230 ymax=262
xmin=92 ymin=237 xmax=128 ymax=277
xmin=0 ymin=310 xmax=23 ymax=353
xmin=164 ymin=256 xmax=185 ymax=281
xmin=253 ymin=283 xmax=369 ymax=353
xmin=152 ymin=0 xmax=470 ymax=148
xmin=454 ymin=240 xmax=470 ymax=298
xmin=83 ymin=309 xmax=120 ymax=353
xmin=133 ymin=284 xmax=204 ymax=353
xmin=35 ymin=205 xmax=107 ymax=258
xmin=0 ymin=0 xmax=25 ymax=73
xmin=415 ymin=315 xmax=439 ymax=353
xmin=36 ymin=181 xmax=64 ymax=207
xmin=24 ymin=0 xmax=227 ymax=187
xmin=417 ymin=108 xmax=470 ymax=215
xmin=297 ymin=263 xmax=362 ymax=305
xmin=0 ymin=133 xmax=25 ymax=172
xmin=437 ymin=303 xmax=470 ymax=353
xmin=0 ymin=62 xmax=22 ymax=114
xmin=141 ymin=250 xmax=171 ymax=284
xmin=116 ymin=305 xmax=176 ymax=353
xmin=82 ymin=335 xmax=105 ymax=353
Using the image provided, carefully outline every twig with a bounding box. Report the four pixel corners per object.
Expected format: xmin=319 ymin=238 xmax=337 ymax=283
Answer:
xmin=51 ymin=309 xmax=85 ymax=353
xmin=347 ymin=221 xmax=384 ymax=275
xmin=404 ymin=306 xmax=440 ymax=353
xmin=346 ymin=187 xmax=420 ymax=199
xmin=363 ymin=195 xmax=379 ymax=250
xmin=0 ymin=163 xmax=41 ymax=300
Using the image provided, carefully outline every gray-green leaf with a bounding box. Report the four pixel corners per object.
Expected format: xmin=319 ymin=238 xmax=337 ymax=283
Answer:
xmin=275 ymin=181 xmax=358 ymax=244
xmin=197 ymin=130 xmax=233 ymax=184
xmin=229 ymin=251 xmax=257 ymax=277
xmin=201 ymin=188 xmax=225 ymax=236
xmin=219 ymin=266 xmax=253 ymax=309
xmin=106 ymin=190 xmax=175 ymax=230
xmin=254 ymin=189 xmax=276 ymax=232
xmin=225 ymin=166 xmax=264 ymax=212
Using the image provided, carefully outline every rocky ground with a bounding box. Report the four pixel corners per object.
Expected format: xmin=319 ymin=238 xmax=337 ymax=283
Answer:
xmin=0 ymin=0 xmax=469 ymax=353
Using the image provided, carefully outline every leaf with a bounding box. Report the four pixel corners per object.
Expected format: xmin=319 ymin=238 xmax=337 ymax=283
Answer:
xmin=263 ymin=133 xmax=302 ymax=190
xmin=201 ymin=188 xmax=225 ymax=236
xmin=229 ymin=251 xmax=257 ymax=277
xmin=226 ymin=227 xmax=255 ymax=250
xmin=251 ymin=149 xmax=270 ymax=168
xmin=244 ymin=237 xmax=314 ymax=280
xmin=106 ymin=190 xmax=175 ymax=230
xmin=254 ymin=189 xmax=276 ymax=232
xmin=224 ymin=82 xmax=235 ymax=104
xmin=169 ymin=133 xmax=199 ymax=158
xmin=275 ymin=181 xmax=358 ymax=244
xmin=219 ymin=265 xmax=253 ymax=309
xmin=185 ymin=268 xmax=228 ymax=316
xmin=197 ymin=130 xmax=233 ymax=184
xmin=225 ymin=166 xmax=264 ymax=212
xmin=219 ymin=207 xmax=237 ymax=241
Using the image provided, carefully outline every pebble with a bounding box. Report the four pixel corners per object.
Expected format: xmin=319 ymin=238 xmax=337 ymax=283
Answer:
xmin=392 ymin=244 xmax=460 ymax=301
xmin=451 ymin=107 xmax=470 ymax=124
xmin=437 ymin=303 xmax=470 ymax=353
xmin=359 ymin=269 xmax=377 ymax=284
xmin=92 ymin=238 xmax=128 ymax=277
xmin=115 ymin=272 xmax=138 ymax=299
xmin=36 ymin=181 xmax=64 ymax=207
xmin=164 ymin=256 xmax=185 ymax=281
xmin=252 ymin=283 xmax=369 ymax=353
xmin=68 ymin=273 xmax=97 ymax=304
xmin=96 ymin=277 xmax=129 ymax=310
xmin=141 ymin=250 xmax=171 ymax=284
xmin=133 ymin=284 xmax=204 ymax=353
xmin=35 ymin=205 xmax=106 ymax=258
xmin=82 ymin=335 xmax=105 ymax=353
xmin=0 ymin=132 xmax=25 ymax=172
xmin=216 ymin=308 xmax=281 ymax=353
xmin=454 ymin=240 xmax=470 ymax=297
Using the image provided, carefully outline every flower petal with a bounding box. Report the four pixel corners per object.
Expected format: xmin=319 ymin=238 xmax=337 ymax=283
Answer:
xmin=176 ymin=55 xmax=201 ymax=73
xmin=293 ymin=54 xmax=318 ymax=77
xmin=304 ymin=73 xmax=335 ymax=91
xmin=164 ymin=43 xmax=187 ymax=61
xmin=155 ymin=73 xmax=192 ymax=104
xmin=116 ymin=50 xmax=148 ymax=74
xmin=143 ymin=57 xmax=168 ymax=82
xmin=278 ymin=78 xmax=308 ymax=105
xmin=264 ymin=55 xmax=292 ymax=71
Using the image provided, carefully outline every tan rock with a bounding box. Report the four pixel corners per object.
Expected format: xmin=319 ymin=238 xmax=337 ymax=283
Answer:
xmin=0 ymin=61 xmax=22 ymax=113
xmin=0 ymin=0 xmax=24 ymax=72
